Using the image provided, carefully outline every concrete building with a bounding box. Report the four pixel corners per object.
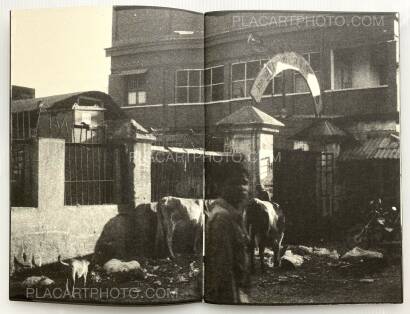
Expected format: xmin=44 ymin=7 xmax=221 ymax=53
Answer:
xmin=106 ymin=8 xmax=400 ymax=236
xmin=107 ymin=9 xmax=398 ymax=138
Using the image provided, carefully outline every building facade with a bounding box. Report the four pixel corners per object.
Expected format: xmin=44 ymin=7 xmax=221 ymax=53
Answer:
xmin=107 ymin=9 xmax=398 ymax=138
xmin=106 ymin=8 xmax=400 ymax=235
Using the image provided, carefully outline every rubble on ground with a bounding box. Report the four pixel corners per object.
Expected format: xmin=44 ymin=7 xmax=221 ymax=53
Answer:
xmin=341 ymin=247 xmax=383 ymax=262
xmin=280 ymin=250 xmax=304 ymax=269
xmin=103 ymin=259 xmax=145 ymax=281
xmin=359 ymin=278 xmax=375 ymax=283
xmin=290 ymin=245 xmax=340 ymax=260
xmin=21 ymin=276 xmax=54 ymax=288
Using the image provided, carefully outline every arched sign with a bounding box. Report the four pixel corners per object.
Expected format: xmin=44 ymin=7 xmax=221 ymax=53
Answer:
xmin=250 ymin=52 xmax=323 ymax=117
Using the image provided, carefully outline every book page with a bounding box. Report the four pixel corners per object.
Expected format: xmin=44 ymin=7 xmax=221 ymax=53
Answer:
xmin=203 ymin=10 xmax=402 ymax=305
xmin=10 ymin=5 xmax=204 ymax=305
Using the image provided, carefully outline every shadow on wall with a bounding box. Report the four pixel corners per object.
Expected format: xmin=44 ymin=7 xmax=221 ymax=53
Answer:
xmin=94 ymin=202 xmax=199 ymax=265
xmin=94 ymin=203 xmax=157 ymax=265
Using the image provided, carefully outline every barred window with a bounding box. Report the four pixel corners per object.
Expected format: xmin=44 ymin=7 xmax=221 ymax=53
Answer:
xmin=127 ymin=74 xmax=146 ymax=106
xmin=231 ymin=59 xmax=273 ymax=98
xmin=294 ymin=52 xmax=321 ymax=93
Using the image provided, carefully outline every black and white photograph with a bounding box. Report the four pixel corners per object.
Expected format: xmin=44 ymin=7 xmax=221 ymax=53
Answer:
xmin=8 ymin=4 xmax=402 ymax=306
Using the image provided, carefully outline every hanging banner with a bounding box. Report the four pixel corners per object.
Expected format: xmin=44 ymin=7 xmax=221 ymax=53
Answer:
xmin=250 ymin=52 xmax=323 ymax=116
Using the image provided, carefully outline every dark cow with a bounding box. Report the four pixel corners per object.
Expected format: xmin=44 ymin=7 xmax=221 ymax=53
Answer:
xmin=155 ymin=196 xmax=204 ymax=259
xmin=245 ymin=198 xmax=285 ymax=272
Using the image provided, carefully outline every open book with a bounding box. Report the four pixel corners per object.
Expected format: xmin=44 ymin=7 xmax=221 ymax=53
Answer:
xmin=9 ymin=6 xmax=402 ymax=305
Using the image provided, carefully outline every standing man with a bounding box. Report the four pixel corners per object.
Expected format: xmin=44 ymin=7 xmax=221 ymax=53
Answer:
xmin=205 ymin=162 xmax=251 ymax=304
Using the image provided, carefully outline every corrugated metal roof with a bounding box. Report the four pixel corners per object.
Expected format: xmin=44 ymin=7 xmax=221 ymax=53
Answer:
xmin=11 ymin=91 xmax=124 ymax=118
xmin=12 ymin=92 xmax=82 ymax=112
xmin=340 ymin=134 xmax=400 ymax=161
xmin=216 ymin=105 xmax=284 ymax=128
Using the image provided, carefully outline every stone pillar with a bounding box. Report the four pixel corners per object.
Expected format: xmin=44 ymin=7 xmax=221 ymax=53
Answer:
xmin=33 ymin=138 xmax=65 ymax=209
xmin=222 ymin=129 xmax=277 ymax=198
xmin=107 ymin=119 xmax=156 ymax=208
xmin=130 ymin=140 xmax=153 ymax=207
xmin=216 ymin=106 xmax=284 ymax=198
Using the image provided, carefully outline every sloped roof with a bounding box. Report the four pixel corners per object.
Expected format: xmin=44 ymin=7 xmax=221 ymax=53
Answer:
xmin=291 ymin=119 xmax=348 ymax=141
xmin=216 ymin=105 xmax=284 ymax=128
xmin=339 ymin=134 xmax=400 ymax=161
xmin=11 ymin=91 xmax=124 ymax=117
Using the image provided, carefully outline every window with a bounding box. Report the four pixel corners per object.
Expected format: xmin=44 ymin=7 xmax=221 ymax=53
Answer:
xmin=333 ymin=46 xmax=388 ymax=90
xmin=293 ymin=140 xmax=310 ymax=151
xmin=231 ymin=59 xmax=273 ymax=98
xmin=127 ymin=74 xmax=146 ymax=105
xmin=294 ymin=52 xmax=321 ymax=93
xmin=333 ymin=48 xmax=354 ymax=90
xmin=205 ymin=66 xmax=224 ymax=102
xmin=175 ymin=69 xmax=203 ymax=103
xmin=175 ymin=65 xmax=225 ymax=103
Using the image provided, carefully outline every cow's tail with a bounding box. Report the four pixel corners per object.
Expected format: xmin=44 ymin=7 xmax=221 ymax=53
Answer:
xmin=58 ymin=255 xmax=70 ymax=267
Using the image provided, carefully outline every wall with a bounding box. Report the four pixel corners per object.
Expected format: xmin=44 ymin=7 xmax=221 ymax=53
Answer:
xmin=109 ymin=49 xmax=203 ymax=107
xmin=112 ymin=7 xmax=203 ymax=45
xmin=10 ymin=204 xmax=118 ymax=271
xmin=10 ymin=131 xmax=155 ymax=272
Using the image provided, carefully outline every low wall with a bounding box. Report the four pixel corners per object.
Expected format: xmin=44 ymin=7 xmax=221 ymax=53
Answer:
xmin=10 ymin=204 xmax=118 ymax=272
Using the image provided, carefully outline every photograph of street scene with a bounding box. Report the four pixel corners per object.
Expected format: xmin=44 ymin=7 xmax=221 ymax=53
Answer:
xmin=10 ymin=6 xmax=401 ymax=305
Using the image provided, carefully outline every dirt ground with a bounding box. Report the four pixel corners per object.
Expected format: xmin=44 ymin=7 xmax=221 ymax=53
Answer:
xmin=248 ymin=244 xmax=403 ymax=304
xmin=10 ymin=254 xmax=202 ymax=305
xmin=10 ymin=244 xmax=402 ymax=305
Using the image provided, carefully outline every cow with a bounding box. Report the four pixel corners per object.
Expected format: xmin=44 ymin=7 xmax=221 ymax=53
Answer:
xmin=245 ymin=198 xmax=285 ymax=273
xmin=155 ymin=196 xmax=204 ymax=259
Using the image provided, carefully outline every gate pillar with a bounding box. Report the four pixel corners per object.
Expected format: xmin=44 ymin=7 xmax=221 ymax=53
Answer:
xmin=107 ymin=119 xmax=156 ymax=208
xmin=216 ymin=106 xmax=284 ymax=197
xmin=33 ymin=138 xmax=65 ymax=209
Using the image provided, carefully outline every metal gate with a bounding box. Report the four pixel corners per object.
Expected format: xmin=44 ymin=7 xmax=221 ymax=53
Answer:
xmin=151 ymin=148 xmax=204 ymax=201
xmin=317 ymin=152 xmax=335 ymax=217
xmin=273 ymin=150 xmax=320 ymax=241
xmin=10 ymin=139 xmax=34 ymax=207
xmin=64 ymin=143 xmax=122 ymax=205
xmin=273 ymin=150 xmax=335 ymax=241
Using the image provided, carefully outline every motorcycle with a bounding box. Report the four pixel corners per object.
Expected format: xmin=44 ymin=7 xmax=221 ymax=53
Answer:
xmin=348 ymin=199 xmax=400 ymax=248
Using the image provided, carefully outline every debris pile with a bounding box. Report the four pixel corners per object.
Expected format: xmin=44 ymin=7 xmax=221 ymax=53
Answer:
xmin=280 ymin=250 xmax=304 ymax=269
xmin=341 ymin=247 xmax=384 ymax=262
